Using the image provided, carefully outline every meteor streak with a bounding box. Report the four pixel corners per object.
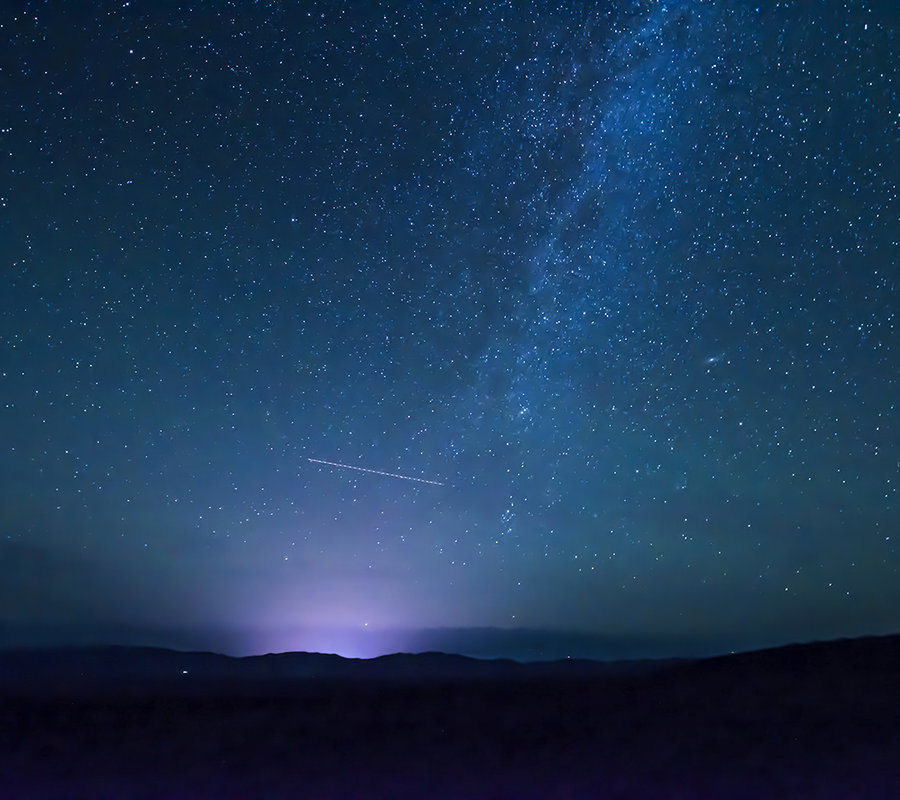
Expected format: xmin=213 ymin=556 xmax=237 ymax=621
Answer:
xmin=308 ymin=458 xmax=444 ymax=486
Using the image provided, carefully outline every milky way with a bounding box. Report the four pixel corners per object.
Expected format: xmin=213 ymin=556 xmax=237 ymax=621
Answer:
xmin=1 ymin=1 xmax=896 ymax=659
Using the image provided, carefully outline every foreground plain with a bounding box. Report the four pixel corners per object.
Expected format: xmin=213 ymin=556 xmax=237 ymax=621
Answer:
xmin=1 ymin=635 xmax=898 ymax=798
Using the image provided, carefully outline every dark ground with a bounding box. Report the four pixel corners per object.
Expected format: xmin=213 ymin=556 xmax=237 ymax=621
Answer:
xmin=1 ymin=636 xmax=898 ymax=799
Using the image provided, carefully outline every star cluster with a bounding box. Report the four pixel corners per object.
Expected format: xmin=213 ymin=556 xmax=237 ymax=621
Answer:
xmin=1 ymin=1 xmax=896 ymax=659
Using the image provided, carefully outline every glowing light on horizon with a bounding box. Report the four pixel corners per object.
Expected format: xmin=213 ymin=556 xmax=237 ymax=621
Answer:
xmin=244 ymin=625 xmax=413 ymax=659
xmin=307 ymin=458 xmax=444 ymax=486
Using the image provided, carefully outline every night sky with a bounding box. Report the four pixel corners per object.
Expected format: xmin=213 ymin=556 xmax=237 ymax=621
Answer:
xmin=2 ymin=1 xmax=897 ymax=661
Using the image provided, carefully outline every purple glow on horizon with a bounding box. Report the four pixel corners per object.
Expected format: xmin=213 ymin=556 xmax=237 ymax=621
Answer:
xmin=243 ymin=626 xmax=413 ymax=658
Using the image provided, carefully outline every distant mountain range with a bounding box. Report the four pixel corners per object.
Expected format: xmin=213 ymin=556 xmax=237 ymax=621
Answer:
xmin=1 ymin=634 xmax=897 ymax=693
xmin=0 ymin=644 xmax=681 ymax=692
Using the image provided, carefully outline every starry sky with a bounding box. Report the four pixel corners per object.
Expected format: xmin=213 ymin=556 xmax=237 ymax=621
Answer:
xmin=1 ymin=1 xmax=897 ymax=660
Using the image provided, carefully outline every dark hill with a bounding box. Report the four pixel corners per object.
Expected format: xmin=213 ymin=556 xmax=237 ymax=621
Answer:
xmin=0 ymin=642 xmax=683 ymax=693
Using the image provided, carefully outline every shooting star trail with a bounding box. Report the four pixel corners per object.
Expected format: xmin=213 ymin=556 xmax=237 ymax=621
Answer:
xmin=308 ymin=458 xmax=445 ymax=486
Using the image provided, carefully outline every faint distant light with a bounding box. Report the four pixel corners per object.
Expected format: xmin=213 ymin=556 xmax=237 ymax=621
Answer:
xmin=181 ymin=670 xmax=189 ymax=675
